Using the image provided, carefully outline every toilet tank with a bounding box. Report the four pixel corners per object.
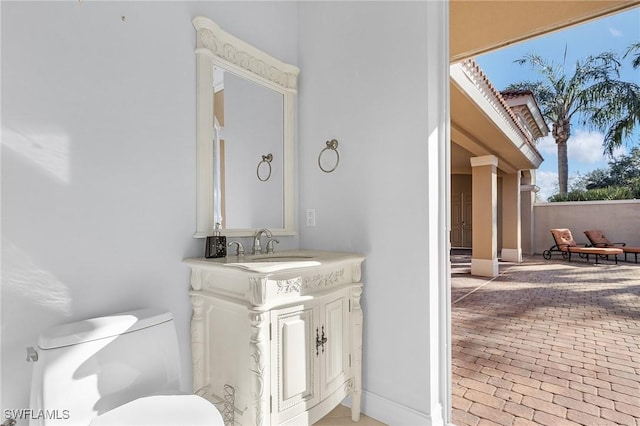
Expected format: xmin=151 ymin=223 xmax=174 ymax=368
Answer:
xmin=29 ymin=308 xmax=182 ymax=426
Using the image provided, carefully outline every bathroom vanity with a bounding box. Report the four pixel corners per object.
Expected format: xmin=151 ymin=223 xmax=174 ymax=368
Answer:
xmin=188 ymin=17 xmax=362 ymax=425
xmin=185 ymin=250 xmax=365 ymax=426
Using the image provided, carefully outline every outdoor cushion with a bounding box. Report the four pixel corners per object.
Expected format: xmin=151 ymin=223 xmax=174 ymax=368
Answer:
xmin=584 ymin=229 xmax=640 ymax=263
xmin=550 ymin=228 xmax=578 ymax=249
xmin=584 ymin=229 xmax=610 ymax=246
xmin=549 ymin=228 xmax=623 ymax=264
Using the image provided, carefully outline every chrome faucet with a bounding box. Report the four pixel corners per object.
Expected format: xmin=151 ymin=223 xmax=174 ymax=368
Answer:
xmin=252 ymin=229 xmax=272 ymax=254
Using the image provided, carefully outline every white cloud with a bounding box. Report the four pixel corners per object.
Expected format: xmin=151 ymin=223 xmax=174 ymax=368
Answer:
xmin=537 ymin=129 xmax=615 ymax=165
xmin=609 ymin=27 xmax=623 ymax=37
xmin=568 ymin=129 xmax=606 ymax=164
xmin=535 ymin=170 xmax=558 ymax=202
xmin=533 ymin=129 xmax=628 ymax=201
xmin=537 ymin=134 xmax=556 ymax=156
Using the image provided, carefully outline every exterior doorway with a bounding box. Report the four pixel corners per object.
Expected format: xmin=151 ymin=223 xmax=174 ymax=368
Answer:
xmin=451 ymin=174 xmax=472 ymax=248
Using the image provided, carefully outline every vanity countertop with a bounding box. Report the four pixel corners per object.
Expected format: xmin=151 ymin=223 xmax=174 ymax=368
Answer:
xmin=184 ymin=249 xmax=364 ymax=274
xmin=184 ymin=250 xmax=365 ymax=307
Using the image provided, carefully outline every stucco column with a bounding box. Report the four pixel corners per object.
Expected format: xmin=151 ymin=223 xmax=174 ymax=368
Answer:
xmin=470 ymin=155 xmax=499 ymax=277
xmin=520 ymin=178 xmax=537 ymax=255
xmin=501 ymin=172 xmax=522 ymax=262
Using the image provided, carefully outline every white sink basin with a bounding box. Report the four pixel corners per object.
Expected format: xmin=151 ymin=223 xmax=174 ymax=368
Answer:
xmin=250 ymin=255 xmax=315 ymax=262
xmin=227 ymin=254 xmax=320 ymax=273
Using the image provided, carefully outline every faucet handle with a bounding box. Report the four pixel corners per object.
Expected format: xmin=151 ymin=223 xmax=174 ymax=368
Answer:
xmin=266 ymin=239 xmax=280 ymax=254
xmin=228 ymin=241 xmax=245 ymax=256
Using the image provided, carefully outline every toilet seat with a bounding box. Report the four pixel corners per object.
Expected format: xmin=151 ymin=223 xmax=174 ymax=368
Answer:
xmin=89 ymin=394 xmax=224 ymax=426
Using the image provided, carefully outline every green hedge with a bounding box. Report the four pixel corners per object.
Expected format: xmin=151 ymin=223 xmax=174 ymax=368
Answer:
xmin=548 ymin=185 xmax=640 ymax=202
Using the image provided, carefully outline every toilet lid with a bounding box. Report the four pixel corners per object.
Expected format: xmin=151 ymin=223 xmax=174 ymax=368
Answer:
xmin=89 ymin=395 xmax=224 ymax=426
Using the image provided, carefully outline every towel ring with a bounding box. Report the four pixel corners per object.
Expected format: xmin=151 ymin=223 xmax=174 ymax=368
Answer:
xmin=318 ymin=139 xmax=340 ymax=173
xmin=257 ymin=153 xmax=273 ymax=182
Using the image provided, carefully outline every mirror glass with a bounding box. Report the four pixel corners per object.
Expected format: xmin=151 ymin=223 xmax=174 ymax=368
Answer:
xmin=193 ymin=16 xmax=299 ymax=238
xmin=213 ymin=68 xmax=284 ymax=230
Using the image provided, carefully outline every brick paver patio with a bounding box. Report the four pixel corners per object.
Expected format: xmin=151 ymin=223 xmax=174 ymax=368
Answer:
xmin=451 ymin=255 xmax=640 ymax=426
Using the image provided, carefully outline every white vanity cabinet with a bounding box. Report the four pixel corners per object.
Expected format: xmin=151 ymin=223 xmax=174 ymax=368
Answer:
xmin=185 ymin=250 xmax=364 ymax=426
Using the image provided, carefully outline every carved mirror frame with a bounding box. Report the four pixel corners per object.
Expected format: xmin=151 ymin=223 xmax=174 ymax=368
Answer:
xmin=193 ymin=16 xmax=299 ymax=238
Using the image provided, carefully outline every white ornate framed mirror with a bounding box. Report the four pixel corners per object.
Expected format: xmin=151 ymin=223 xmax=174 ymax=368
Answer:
xmin=193 ymin=16 xmax=299 ymax=238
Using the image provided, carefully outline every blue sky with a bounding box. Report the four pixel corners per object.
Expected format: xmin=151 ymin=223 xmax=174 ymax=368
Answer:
xmin=475 ymin=7 xmax=640 ymax=201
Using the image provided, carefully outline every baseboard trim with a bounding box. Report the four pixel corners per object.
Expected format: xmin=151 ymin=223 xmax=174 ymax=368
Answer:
xmin=343 ymin=390 xmax=445 ymax=425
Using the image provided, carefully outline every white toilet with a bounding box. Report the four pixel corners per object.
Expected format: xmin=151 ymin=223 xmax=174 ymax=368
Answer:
xmin=28 ymin=308 xmax=224 ymax=426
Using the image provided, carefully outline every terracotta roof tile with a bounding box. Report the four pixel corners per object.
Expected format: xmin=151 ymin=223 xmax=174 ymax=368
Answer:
xmin=500 ymin=89 xmax=535 ymax=99
xmin=461 ymin=59 xmax=543 ymax=158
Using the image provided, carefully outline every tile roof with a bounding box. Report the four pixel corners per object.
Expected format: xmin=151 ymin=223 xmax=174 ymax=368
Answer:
xmin=500 ymin=89 xmax=535 ymax=99
xmin=460 ymin=59 xmax=543 ymax=158
xmin=501 ymin=90 xmax=549 ymax=140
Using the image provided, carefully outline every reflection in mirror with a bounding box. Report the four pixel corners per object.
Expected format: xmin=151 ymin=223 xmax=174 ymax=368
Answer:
xmin=193 ymin=16 xmax=299 ymax=238
xmin=212 ymin=68 xmax=284 ymax=229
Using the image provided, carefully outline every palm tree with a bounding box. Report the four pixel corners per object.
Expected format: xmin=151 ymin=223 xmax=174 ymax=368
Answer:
xmin=587 ymin=42 xmax=640 ymax=157
xmin=625 ymin=41 xmax=640 ymax=68
xmin=506 ymin=50 xmax=639 ymax=196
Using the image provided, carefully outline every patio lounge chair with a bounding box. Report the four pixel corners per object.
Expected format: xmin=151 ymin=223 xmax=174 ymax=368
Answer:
xmin=584 ymin=229 xmax=640 ymax=263
xmin=543 ymin=228 xmax=623 ymax=264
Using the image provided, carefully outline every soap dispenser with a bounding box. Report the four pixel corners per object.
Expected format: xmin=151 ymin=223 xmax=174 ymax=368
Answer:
xmin=205 ymin=223 xmax=226 ymax=258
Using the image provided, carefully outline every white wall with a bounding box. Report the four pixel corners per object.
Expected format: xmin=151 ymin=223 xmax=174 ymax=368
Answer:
xmin=1 ymin=0 xmax=298 ymax=412
xmin=534 ymin=200 xmax=640 ymax=254
xmin=298 ymin=2 xmax=449 ymax=424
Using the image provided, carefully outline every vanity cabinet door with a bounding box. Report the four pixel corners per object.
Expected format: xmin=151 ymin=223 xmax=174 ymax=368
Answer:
xmin=270 ymin=288 xmax=353 ymax=425
xmin=270 ymin=303 xmax=320 ymax=425
xmin=319 ymin=288 xmax=351 ymax=400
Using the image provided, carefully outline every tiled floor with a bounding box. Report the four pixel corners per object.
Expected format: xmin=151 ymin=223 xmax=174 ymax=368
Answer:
xmin=313 ymin=404 xmax=387 ymax=426
xmin=452 ymin=255 xmax=640 ymax=426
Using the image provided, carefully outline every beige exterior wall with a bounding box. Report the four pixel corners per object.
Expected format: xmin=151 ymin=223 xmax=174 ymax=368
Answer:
xmin=533 ymin=200 xmax=640 ymax=253
xmin=451 ymin=174 xmax=472 ymax=198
